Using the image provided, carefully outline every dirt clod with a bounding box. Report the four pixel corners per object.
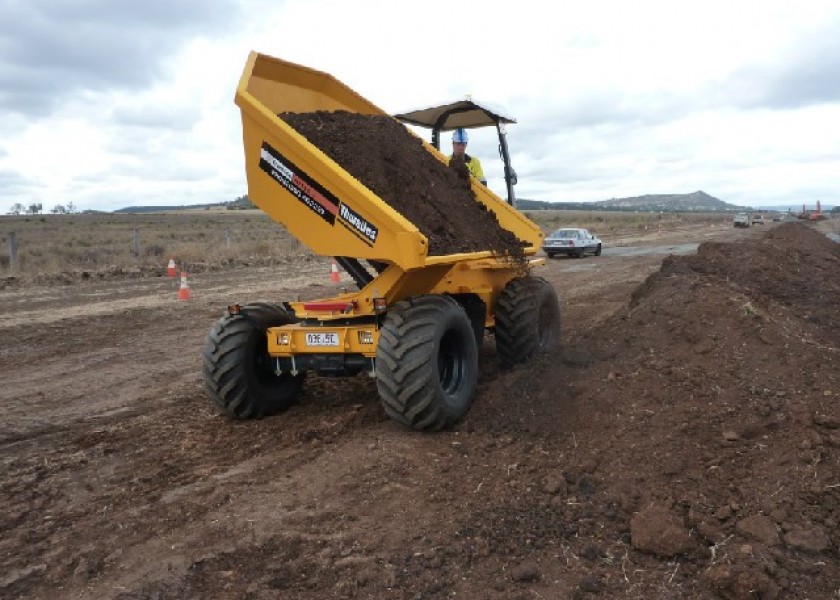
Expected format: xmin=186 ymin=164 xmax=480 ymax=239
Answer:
xmin=509 ymin=561 xmax=540 ymax=582
xmin=630 ymin=505 xmax=695 ymax=557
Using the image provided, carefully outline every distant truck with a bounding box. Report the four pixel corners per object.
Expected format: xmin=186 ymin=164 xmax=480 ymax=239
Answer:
xmin=751 ymin=214 xmax=765 ymax=225
xmin=733 ymin=213 xmax=751 ymax=228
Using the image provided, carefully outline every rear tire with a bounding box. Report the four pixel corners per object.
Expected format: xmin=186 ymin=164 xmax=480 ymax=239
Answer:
xmin=376 ymin=295 xmax=478 ymax=431
xmin=202 ymin=303 xmax=304 ymax=419
xmin=495 ymin=276 xmax=561 ymax=368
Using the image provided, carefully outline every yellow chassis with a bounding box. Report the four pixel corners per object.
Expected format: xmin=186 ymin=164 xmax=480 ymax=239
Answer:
xmin=267 ymin=257 xmax=544 ymax=360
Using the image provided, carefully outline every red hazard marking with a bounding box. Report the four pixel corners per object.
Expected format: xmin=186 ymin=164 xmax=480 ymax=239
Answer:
xmin=292 ymin=174 xmax=337 ymax=215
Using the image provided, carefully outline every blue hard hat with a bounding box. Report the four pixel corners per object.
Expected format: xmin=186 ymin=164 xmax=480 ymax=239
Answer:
xmin=452 ymin=128 xmax=469 ymax=144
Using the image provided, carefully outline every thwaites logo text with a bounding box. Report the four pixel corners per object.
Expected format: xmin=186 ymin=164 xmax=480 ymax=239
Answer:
xmin=259 ymin=141 xmax=379 ymax=247
xmin=338 ymin=202 xmax=378 ymax=245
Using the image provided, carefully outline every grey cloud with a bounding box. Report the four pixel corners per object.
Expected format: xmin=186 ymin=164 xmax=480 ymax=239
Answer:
xmin=0 ymin=167 xmax=35 ymax=202
xmin=715 ymin=20 xmax=840 ymax=110
xmin=513 ymin=19 xmax=840 ymax=137
xmin=108 ymin=159 xmax=211 ymax=182
xmin=511 ymin=89 xmax=691 ymax=143
xmin=110 ymin=104 xmax=200 ymax=130
xmin=0 ymin=0 xmax=242 ymax=117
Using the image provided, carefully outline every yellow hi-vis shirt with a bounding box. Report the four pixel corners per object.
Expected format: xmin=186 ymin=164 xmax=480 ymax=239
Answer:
xmin=450 ymin=153 xmax=487 ymax=185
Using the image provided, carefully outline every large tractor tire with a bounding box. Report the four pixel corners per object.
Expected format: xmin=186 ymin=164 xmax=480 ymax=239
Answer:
xmin=202 ymin=302 xmax=304 ymax=419
xmin=376 ymin=295 xmax=478 ymax=431
xmin=495 ymin=276 xmax=561 ymax=368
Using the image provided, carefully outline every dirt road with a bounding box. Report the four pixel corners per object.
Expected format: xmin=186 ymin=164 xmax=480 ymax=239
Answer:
xmin=2 ymin=221 xmax=838 ymax=599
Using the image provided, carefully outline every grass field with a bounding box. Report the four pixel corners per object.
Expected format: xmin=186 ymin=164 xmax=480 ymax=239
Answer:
xmin=0 ymin=210 xmax=306 ymax=280
xmin=525 ymin=209 xmax=731 ymax=234
xmin=1 ymin=209 xmax=734 ymax=281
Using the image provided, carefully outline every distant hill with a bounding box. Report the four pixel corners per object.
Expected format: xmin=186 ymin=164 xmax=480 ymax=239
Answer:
xmin=518 ymin=190 xmax=747 ymax=212
xmin=113 ymin=204 xmax=214 ymax=214
xmin=114 ymin=196 xmax=255 ymax=214
xmin=597 ymin=191 xmax=739 ymax=210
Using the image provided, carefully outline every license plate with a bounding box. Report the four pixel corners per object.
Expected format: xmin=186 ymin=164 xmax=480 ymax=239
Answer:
xmin=305 ymin=332 xmax=339 ymax=346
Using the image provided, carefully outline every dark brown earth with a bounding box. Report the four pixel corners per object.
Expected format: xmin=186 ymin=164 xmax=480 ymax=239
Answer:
xmin=1 ymin=219 xmax=839 ymax=599
xmin=279 ymin=111 xmax=525 ymax=260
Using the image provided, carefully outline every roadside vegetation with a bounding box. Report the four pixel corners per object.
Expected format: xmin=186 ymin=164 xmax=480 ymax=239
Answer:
xmin=0 ymin=210 xmax=306 ymax=281
xmin=526 ymin=209 xmax=732 ymax=235
xmin=0 ymin=209 xmax=745 ymax=282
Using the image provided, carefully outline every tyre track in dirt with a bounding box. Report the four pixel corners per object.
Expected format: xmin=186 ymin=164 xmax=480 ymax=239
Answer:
xmin=0 ymin=259 xmax=349 ymax=436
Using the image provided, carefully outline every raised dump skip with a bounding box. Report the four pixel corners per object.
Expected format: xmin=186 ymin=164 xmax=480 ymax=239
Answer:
xmin=235 ymin=51 xmax=543 ymax=270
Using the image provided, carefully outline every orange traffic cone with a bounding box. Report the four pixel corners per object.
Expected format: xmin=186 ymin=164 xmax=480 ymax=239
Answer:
xmin=330 ymin=259 xmax=340 ymax=283
xmin=177 ymin=272 xmax=191 ymax=301
xmin=166 ymin=258 xmax=177 ymax=278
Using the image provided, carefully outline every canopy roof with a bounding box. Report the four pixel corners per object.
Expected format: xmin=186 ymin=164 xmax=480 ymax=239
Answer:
xmin=393 ymin=98 xmax=515 ymax=131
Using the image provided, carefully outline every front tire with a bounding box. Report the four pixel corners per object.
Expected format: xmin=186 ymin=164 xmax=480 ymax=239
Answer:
xmin=376 ymin=295 xmax=478 ymax=431
xmin=202 ymin=303 xmax=304 ymax=419
xmin=594 ymin=244 xmax=602 ymax=256
xmin=495 ymin=276 xmax=561 ymax=368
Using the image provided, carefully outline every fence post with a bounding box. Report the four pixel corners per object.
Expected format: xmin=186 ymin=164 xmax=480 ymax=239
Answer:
xmin=133 ymin=228 xmax=140 ymax=257
xmin=8 ymin=232 xmax=17 ymax=273
xmin=226 ymin=227 xmax=232 ymax=247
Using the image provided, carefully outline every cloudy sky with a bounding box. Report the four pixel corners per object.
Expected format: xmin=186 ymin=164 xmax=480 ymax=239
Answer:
xmin=1 ymin=0 xmax=838 ymax=212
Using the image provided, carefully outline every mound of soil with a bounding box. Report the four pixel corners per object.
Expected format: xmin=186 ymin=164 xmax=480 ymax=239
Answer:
xmin=465 ymin=223 xmax=840 ymax=598
xmin=279 ymin=111 xmax=525 ymax=259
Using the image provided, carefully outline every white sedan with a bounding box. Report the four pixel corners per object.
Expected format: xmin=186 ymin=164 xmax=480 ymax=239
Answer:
xmin=542 ymin=227 xmax=603 ymax=258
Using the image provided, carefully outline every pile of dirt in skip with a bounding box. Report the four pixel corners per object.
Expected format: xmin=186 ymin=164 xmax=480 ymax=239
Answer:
xmin=462 ymin=223 xmax=840 ymax=598
xmin=279 ymin=110 xmax=526 ymax=260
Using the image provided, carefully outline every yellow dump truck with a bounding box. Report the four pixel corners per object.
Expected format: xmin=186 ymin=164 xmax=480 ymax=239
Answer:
xmin=202 ymin=52 xmax=560 ymax=431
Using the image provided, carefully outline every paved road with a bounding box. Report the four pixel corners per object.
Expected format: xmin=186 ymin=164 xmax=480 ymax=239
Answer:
xmin=602 ymin=243 xmax=699 ymax=257
xmin=542 ymin=242 xmax=703 ymax=272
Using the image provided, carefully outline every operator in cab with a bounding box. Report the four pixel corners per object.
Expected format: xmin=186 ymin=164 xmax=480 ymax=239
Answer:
xmin=449 ymin=128 xmax=487 ymax=185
